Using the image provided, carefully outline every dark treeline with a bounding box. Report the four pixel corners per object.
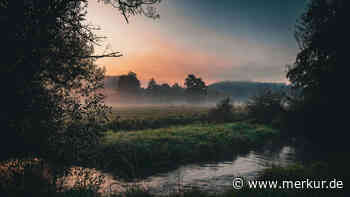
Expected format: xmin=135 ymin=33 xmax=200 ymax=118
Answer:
xmin=105 ymin=72 xmax=209 ymax=104
xmin=104 ymin=72 xmax=288 ymax=105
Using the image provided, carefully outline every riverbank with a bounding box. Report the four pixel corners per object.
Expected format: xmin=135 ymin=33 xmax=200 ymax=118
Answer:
xmin=90 ymin=122 xmax=279 ymax=180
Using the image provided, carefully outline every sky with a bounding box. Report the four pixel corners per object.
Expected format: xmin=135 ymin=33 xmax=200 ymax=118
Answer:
xmin=86 ymin=0 xmax=307 ymax=86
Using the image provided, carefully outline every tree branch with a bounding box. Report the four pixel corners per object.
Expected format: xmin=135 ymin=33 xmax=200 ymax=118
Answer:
xmin=79 ymin=52 xmax=123 ymax=59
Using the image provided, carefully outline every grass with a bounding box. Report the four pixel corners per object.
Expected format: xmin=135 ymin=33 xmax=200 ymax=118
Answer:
xmin=106 ymin=104 xmax=250 ymax=132
xmin=110 ymin=105 xmax=211 ymax=120
xmin=106 ymin=105 xmax=212 ymax=131
xmin=89 ymin=122 xmax=279 ymax=180
xmin=2 ymin=105 xmax=347 ymax=196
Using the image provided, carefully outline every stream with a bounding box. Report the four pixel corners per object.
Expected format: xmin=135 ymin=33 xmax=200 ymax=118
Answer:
xmin=104 ymin=145 xmax=297 ymax=195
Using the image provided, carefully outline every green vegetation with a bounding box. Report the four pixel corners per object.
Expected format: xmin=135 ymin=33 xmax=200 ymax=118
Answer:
xmin=0 ymin=158 xmax=104 ymax=197
xmin=107 ymin=104 xmax=249 ymax=131
xmin=91 ymin=122 xmax=278 ymax=179
xmin=107 ymin=105 xmax=210 ymax=131
xmin=110 ymin=105 xmax=210 ymax=120
xmin=208 ymin=98 xmax=236 ymax=123
xmin=246 ymin=89 xmax=286 ymax=127
xmin=285 ymin=0 xmax=347 ymax=147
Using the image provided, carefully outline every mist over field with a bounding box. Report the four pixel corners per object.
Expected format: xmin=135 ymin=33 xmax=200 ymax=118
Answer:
xmin=102 ymin=74 xmax=288 ymax=107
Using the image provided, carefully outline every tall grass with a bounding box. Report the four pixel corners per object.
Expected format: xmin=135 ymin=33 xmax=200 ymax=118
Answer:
xmin=88 ymin=122 xmax=279 ymax=180
xmin=106 ymin=105 xmax=248 ymax=131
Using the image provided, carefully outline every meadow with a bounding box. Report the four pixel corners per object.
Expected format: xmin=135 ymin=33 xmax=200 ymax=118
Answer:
xmin=106 ymin=104 xmax=248 ymax=131
xmin=109 ymin=105 xmax=212 ymax=120
xmin=2 ymin=105 xmax=347 ymax=197
xmin=93 ymin=122 xmax=278 ymax=179
xmin=106 ymin=105 xmax=212 ymax=131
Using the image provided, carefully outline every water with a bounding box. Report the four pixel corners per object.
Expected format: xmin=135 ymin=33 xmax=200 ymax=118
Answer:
xmin=71 ymin=145 xmax=296 ymax=195
xmin=139 ymin=146 xmax=296 ymax=194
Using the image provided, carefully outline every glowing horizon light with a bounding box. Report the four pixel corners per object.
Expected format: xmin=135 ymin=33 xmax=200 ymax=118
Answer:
xmin=87 ymin=0 xmax=306 ymax=86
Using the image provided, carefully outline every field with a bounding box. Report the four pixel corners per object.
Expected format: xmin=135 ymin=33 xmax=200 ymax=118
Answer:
xmin=110 ymin=105 xmax=211 ymax=120
xmin=89 ymin=122 xmax=279 ymax=180
xmin=2 ymin=105 xmax=347 ymax=197
xmin=106 ymin=105 xmax=214 ymax=131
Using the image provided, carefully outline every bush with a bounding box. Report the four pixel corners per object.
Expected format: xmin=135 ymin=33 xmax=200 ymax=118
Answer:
xmin=246 ymin=89 xmax=286 ymax=126
xmin=0 ymin=158 xmax=105 ymax=197
xmin=208 ymin=97 xmax=235 ymax=123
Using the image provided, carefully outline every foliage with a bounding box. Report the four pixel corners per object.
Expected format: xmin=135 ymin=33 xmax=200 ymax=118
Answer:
xmin=184 ymin=74 xmax=208 ymax=103
xmin=0 ymin=158 xmax=105 ymax=197
xmin=208 ymin=98 xmax=235 ymax=123
xmin=145 ymin=78 xmax=185 ymax=103
xmin=286 ymin=0 xmax=348 ymax=147
xmin=99 ymin=0 xmax=162 ymax=23
xmin=116 ymin=72 xmax=141 ymax=97
xmin=0 ymin=0 xmax=161 ymax=160
xmin=246 ymin=89 xmax=286 ymax=126
xmin=287 ymin=0 xmax=346 ymax=98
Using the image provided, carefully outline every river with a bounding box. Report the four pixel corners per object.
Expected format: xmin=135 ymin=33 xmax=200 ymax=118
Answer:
xmin=104 ymin=145 xmax=296 ymax=195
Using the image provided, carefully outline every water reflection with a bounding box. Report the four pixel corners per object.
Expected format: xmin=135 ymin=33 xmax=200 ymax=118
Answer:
xmin=143 ymin=146 xmax=296 ymax=194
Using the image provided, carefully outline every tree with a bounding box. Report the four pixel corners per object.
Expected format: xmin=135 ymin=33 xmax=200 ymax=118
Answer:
xmin=146 ymin=78 xmax=160 ymax=99
xmin=246 ymin=89 xmax=285 ymax=125
xmin=287 ymin=0 xmax=346 ymax=100
xmin=0 ymin=0 xmax=161 ymax=160
xmin=184 ymin=74 xmax=207 ymax=103
xmin=208 ymin=97 xmax=235 ymax=123
xmin=286 ymin=0 xmax=348 ymax=146
xmin=116 ymin=71 xmax=141 ymax=96
xmin=99 ymin=0 xmax=161 ymax=23
xmin=171 ymin=83 xmax=185 ymax=101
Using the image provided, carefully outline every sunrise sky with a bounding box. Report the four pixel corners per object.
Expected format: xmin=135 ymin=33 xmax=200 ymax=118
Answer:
xmin=86 ymin=0 xmax=307 ymax=86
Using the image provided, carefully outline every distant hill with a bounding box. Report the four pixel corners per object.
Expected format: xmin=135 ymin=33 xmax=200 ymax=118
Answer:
xmin=208 ymin=81 xmax=288 ymax=101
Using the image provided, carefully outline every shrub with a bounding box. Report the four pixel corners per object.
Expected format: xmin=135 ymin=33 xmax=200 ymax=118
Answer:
xmin=208 ymin=97 xmax=235 ymax=123
xmin=0 ymin=158 xmax=105 ymax=197
xmin=246 ymin=89 xmax=286 ymax=126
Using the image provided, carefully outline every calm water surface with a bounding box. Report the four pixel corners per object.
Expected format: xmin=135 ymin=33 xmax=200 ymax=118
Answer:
xmin=137 ymin=146 xmax=296 ymax=194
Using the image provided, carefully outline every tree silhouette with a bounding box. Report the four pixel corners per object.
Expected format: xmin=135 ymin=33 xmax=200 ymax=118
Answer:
xmin=247 ymin=89 xmax=285 ymax=125
xmin=99 ymin=0 xmax=161 ymax=23
xmin=184 ymin=74 xmax=207 ymax=103
xmin=146 ymin=78 xmax=160 ymax=99
xmin=286 ymin=0 xmax=348 ymax=147
xmin=116 ymin=71 xmax=141 ymax=96
xmin=0 ymin=0 xmax=161 ymax=160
